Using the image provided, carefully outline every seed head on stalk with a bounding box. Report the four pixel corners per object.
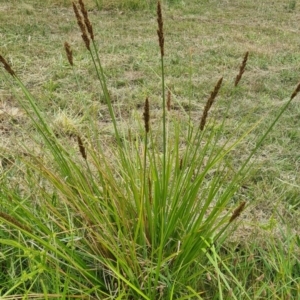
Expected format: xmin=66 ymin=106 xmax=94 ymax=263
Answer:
xmin=200 ymin=77 xmax=223 ymax=130
xmin=0 ymin=55 xmax=16 ymax=76
xmin=72 ymin=2 xmax=90 ymax=51
xmin=157 ymin=1 xmax=164 ymax=57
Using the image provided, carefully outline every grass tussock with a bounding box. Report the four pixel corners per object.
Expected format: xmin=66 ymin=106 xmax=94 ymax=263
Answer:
xmin=0 ymin=0 xmax=299 ymax=298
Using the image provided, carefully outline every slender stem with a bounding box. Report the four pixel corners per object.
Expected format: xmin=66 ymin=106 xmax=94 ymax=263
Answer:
xmin=154 ymin=47 xmax=167 ymax=298
xmin=161 ymin=57 xmax=166 ymax=200
xmin=90 ymin=41 xmax=120 ymax=143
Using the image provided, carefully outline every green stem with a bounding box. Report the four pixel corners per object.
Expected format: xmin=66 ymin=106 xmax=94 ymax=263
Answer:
xmin=161 ymin=58 xmax=166 ymax=195
xmin=154 ymin=52 xmax=166 ymax=298
xmin=89 ymin=41 xmax=121 ymax=149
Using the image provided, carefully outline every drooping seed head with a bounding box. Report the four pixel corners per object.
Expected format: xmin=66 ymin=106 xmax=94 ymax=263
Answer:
xmin=0 ymin=211 xmax=31 ymax=233
xmin=291 ymin=81 xmax=300 ymax=100
xmin=0 ymin=55 xmax=16 ymax=76
xmin=64 ymin=42 xmax=73 ymax=66
xmin=77 ymin=135 xmax=87 ymax=160
xmin=229 ymin=201 xmax=246 ymax=223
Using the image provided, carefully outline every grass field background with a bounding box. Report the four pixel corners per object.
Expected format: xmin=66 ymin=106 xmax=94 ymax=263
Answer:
xmin=0 ymin=0 xmax=300 ymax=298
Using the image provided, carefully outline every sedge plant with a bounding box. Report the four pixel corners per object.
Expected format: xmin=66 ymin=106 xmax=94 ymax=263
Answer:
xmin=0 ymin=0 xmax=299 ymax=298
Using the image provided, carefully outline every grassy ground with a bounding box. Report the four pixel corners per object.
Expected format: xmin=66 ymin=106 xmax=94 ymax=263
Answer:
xmin=1 ymin=0 xmax=300 ymax=298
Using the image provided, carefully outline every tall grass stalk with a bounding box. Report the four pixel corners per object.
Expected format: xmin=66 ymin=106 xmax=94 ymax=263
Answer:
xmin=0 ymin=0 xmax=299 ymax=298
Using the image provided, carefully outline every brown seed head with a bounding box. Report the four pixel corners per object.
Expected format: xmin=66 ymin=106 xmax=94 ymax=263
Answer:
xmin=81 ymin=33 xmax=90 ymax=51
xmin=148 ymin=177 xmax=152 ymax=205
xmin=0 ymin=211 xmax=31 ymax=233
xmin=157 ymin=1 xmax=164 ymax=57
xmin=229 ymin=201 xmax=246 ymax=223
xmin=64 ymin=42 xmax=73 ymax=66
xmin=179 ymin=157 xmax=183 ymax=170
xmin=291 ymin=81 xmax=300 ymax=100
xmin=234 ymin=51 xmax=249 ymax=87
xmin=72 ymin=2 xmax=90 ymax=50
xmin=167 ymin=90 xmax=171 ymax=111
xmin=77 ymin=135 xmax=87 ymax=160
xmin=143 ymin=97 xmax=150 ymax=133
xmin=73 ymin=3 xmax=84 ymax=33
xmin=0 ymin=55 xmax=15 ymax=76
xmin=200 ymin=77 xmax=223 ymax=130
xmin=78 ymin=0 xmax=94 ymax=40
